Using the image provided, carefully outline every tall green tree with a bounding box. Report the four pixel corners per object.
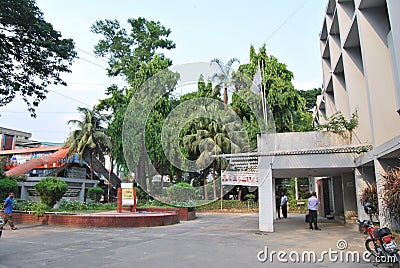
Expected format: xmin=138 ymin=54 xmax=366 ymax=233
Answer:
xmin=211 ymin=58 xmax=240 ymax=110
xmin=91 ymin=17 xmax=175 ymax=83
xmin=65 ymin=106 xmax=111 ymax=179
xmin=0 ymin=0 xmax=77 ymax=116
xmin=93 ymin=18 xmax=177 ymax=177
xmin=298 ymin=88 xmax=322 ymax=111
xmin=236 ymin=45 xmax=306 ymax=133
xmin=294 ymin=88 xmax=322 ymax=131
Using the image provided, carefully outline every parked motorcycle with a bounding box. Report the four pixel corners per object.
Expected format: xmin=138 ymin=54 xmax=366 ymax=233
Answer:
xmin=357 ymin=203 xmax=400 ymax=267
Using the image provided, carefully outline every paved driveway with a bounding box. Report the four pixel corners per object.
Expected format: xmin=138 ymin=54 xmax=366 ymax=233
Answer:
xmin=0 ymin=213 xmax=390 ymax=267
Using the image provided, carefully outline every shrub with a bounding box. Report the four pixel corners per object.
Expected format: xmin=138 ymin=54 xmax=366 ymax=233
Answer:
xmin=31 ymin=202 xmax=49 ymax=218
xmin=88 ymin=187 xmax=104 ymax=203
xmin=197 ymin=200 xmax=258 ymax=211
xmin=35 ymin=177 xmax=68 ymax=208
xmin=13 ymin=200 xmax=34 ymax=211
xmin=381 ymin=167 xmax=400 ymax=226
xmin=245 ymin=194 xmax=255 ymax=201
xmin=166 ymin=182 xmax=195 ymax=206
xmin=0 ymin=178 xmax=18 ymax=200
xmin=359 ymin=182 xmax=379 ymax=220
xmin=57 ymin=200 xmax=87 ymax=211
xmin=288 ymin=199 xmax=308 ymax=213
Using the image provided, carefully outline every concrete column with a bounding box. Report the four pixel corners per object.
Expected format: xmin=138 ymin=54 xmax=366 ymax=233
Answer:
xmin=354 ymin=166 xmax=375 ymax=221
xmin=80 ymin=182 xmax=85 ymax=202
xmin=387 ymin=0 xmax=400 ymax=111
xmin=258 ymin=167 xmax=274 ymax=232
xmin=19 ymin=184 xmax=28 ymax=200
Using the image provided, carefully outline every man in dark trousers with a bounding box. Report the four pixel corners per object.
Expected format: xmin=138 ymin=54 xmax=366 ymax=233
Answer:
xmin=308 ymin=191 xmax=321 ymax=230
xmin=280 ymin=192 xmax=288 ymax=218
xmin=276 ymin=194 xmax=281 ymax=219
xmin=2 ymin=192 xmax=17 ymax=230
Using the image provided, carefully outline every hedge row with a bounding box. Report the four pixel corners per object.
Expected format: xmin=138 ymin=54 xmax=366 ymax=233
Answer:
xmin=196 ymin=200 xmax=259 ymax=211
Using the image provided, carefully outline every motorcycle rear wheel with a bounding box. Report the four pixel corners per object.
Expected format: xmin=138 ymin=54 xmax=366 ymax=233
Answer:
xmin=365 ymin=238 xmax=379 ymax=258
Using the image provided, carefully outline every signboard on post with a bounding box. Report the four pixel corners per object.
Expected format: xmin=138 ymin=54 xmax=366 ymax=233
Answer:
xmin=117 ymin=183 xmax=137 ymax=212
xmin=121 ymin=183 xmax=135 ymax=206
xmin=221 ymin=171 xmax=258 ymax=187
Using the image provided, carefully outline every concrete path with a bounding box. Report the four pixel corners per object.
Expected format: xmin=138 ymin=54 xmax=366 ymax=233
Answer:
xmin=0 ymin=213 xmax=393 ymax=268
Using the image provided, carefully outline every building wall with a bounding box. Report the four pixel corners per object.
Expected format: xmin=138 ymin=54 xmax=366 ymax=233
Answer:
xmin=316 ymin=0 xmax=400 ymax=227
xmin=316 ymin=0 xmax=400 ymax=147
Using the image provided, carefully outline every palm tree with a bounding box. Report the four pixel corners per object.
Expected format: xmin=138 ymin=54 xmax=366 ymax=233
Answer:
xmin=182 ymin=104 xmax=245 ymax=200
xmin=211 ymin=58 xmax=240 ymax=110
xmin=65 ymin=106 xmax=112 ymax=180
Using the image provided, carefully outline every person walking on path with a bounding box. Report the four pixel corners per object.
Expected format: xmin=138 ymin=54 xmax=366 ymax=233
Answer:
xmin=2 ymin=192 xmax=17 ymax=230
xmin=280 ymin=192 xmax=288 ymax=218
xmin=276 ymin=194 xmax=281 ymax=219
xmin=308 ymin=192 xmax=321 ymax=230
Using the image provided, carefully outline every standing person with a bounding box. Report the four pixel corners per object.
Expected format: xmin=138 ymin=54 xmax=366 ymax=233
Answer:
xmin=308 ymin=192 xmax=321 ymax=230
xmin=281 ymin=192 xmax=288 ymax=218
xmin=275 ymin=194 xmax=281 ymax=219
xmin=2 ymin=192 xmax=17 ymax=230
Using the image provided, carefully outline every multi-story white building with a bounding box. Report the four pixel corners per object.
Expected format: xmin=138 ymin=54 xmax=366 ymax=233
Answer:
xmin=253 ymin=0 xmax=400 ymax=232
xmin=314 ymin=0 xmax=400 ymax=226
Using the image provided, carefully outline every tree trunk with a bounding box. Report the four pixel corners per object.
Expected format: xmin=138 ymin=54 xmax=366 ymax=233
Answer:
xmin=90 ymin=152 xmax=94 ymax=180
xmin=223 ymin=86 xmax=228 ymax=110
xmin=204 ymin=177 xmax=208 ymax=201
xmin=213 ymin=165 xmax=217 ymax=200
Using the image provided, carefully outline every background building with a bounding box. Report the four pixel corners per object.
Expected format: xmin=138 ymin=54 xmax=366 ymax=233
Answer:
xmin=0 ymin=126 xmax=120 ymax=203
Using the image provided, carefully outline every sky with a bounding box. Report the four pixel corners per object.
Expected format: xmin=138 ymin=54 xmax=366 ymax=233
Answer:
xmin=0 ymin=0 xmax=328 ymax=143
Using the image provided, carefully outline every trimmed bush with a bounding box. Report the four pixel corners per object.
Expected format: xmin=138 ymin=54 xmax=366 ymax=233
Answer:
xmin=88 ymin=187 xmax=104 ymax=203
xmin=35 ymin=177 xmax=68 ymax=208
xmin=166 ymin=182 xmax=195 ymax=202
xmin=197 ymin=200 xmax=258 ymax=211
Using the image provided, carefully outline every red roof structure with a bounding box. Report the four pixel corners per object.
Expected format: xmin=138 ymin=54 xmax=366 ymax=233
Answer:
xmin=0 ymin=145 xmax=62 ymax=156
xmin=5 ymin=148 xmax=68 ymax=176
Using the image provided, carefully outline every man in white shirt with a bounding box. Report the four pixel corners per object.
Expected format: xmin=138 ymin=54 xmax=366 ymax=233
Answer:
xmin=308 ymin=192 xmax=321 ymax=230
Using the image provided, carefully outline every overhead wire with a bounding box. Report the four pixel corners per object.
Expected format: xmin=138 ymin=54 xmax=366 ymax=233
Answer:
xmin=264 ymin=0 xmax=311 ymax=43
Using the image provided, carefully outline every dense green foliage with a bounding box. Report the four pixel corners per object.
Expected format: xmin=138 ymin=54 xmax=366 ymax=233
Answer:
xmin=0 ymin=178 xmax=18 ymax=200
xmin=14 ymin=199 xmax=117 ymax=212
xmin=0 ymin=0 xmax=77 ymax=116
xmin=235 ymin=45 xmax=307 ymax=133
xmin=316 ymin=109 xmax=359 ymax=132
xmin=30 ymin=202 xmax=49 ymax=217
xmin=88 ymin=187 xmax=105 ymax=203
xmin=166 ymin=182 xmax=195 ymax=202
xmin=34 ymin=177 xmax=68 ymax=207
xmin=298 ymin=88 xmax=322 ymax=111
xmin=197 ymin=200 xmax=258 ymax=211
xmin=93 ymin=17 xmax=177 ymax=177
